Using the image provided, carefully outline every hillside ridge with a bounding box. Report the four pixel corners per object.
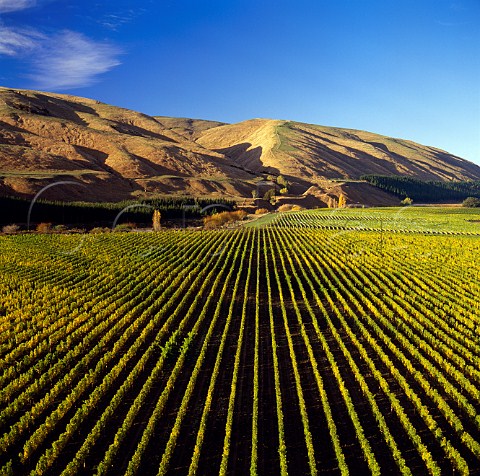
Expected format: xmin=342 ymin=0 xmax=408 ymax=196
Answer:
xmin=1 ymin=87 xmax=479 ymax=205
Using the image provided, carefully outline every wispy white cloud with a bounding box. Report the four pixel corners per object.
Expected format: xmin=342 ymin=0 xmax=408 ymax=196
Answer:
xmin=450 ymin=2 xmax=467 ymax=12
xmin=0 ymin=25 xmax=44 ymax=55
xmin=29 ymin=30 xmax=122 ymax=90
xmin=0 ymin=0 xmax=36 ymax=13
xmin=0 ymin=25 xmax=121 ymax=90
xmin=436 ymin=20 xmax=471 ymax=27
xmin=100 ymin=10 xmax=138 ymax=31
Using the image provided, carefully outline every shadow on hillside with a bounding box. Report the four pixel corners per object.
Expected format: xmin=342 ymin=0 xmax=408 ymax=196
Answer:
xmin=130 ymin=153 xmax=182 ymax=177
xmin=0 ymin=121 xmax=30 ymax=145
xmin=6 ymin=90 xmax=100 ymax=127
xmin=298 ymin=126 xmax=480 ymax=181
xmin=214 ymin=143 xmax=280 ymax=175
xmin=74 ymin=146 xmax=120 ymax=177
xmin=281 ymin=174 xmax=313 ymax=194
xmin=11 ymin=92 xmax=179 ymax=143
xmin=33 ymin=93 xmax=99 ymax=126
xmin=295 ymin=132 xmax=419 ymax=179
xmin=109 ymin=122 xmax=178 ymax=142
xmin=74 ymin=145 xmax=179 ymax=178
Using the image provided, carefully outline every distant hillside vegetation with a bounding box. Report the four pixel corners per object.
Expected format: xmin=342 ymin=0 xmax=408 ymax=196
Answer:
xmin=362 ymin=175 xmax=480 ymax=202
xmin=0 ymin=195 xmax=235 ymax=226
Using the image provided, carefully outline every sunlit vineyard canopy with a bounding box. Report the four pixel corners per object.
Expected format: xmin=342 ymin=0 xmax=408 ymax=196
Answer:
xmin=1 ymin=207 xmax=479 ymax=475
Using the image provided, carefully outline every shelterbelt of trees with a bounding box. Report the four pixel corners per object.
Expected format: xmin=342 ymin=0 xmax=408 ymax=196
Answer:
xmin=0 ymin=196 xmax=236 ymax=227
xmin=362 ymin=175 xmax=480 ymax=202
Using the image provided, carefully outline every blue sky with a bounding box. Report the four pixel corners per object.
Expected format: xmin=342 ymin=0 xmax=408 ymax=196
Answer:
xmin=0 ymin=0 xmax=479 ymax=165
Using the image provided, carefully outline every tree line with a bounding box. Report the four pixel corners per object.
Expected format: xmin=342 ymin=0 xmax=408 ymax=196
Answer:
xmin=361 ymin=175 xmax=480 ymax=202
xmin=0 ymin=196 xmax=236 ymax=226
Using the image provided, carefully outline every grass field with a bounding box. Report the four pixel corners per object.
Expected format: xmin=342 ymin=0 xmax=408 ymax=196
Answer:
xmin=0 ymin=208 xmax=479 ymax=475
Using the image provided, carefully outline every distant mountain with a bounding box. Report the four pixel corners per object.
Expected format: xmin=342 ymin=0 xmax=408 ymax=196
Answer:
xmin=1 ymin=88 xmax=479 ymax=205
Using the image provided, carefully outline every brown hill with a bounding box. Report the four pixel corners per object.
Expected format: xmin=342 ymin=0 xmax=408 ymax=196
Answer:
xmin=0 ymin=88 xmax=253 ymax=201
xmin=197 ymin=119 xmax=480 ymax=184
xmin=155 ymin=116 xmax=226 ymax=141
xmin=1 ymin=88 xmax=479 ymax=205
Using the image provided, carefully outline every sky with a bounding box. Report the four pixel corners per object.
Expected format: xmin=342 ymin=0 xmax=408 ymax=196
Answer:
xmin=0 ymin=0 xmax=479 ymax=165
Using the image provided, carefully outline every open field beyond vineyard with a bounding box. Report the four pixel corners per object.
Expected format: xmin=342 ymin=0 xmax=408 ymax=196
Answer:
xmin=1 ymin=208 xmax=479 ymax=475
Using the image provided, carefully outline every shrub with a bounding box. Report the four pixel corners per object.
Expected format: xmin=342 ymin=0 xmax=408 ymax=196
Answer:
xmin=2 ymin=224 xmax=20 ymax=234
xmin=278 ymin=204 xmax=294 ymax=212
xmin=263 ymin=189 xmax=275 ymax=201
xmin=462 ymin=197 xmax=480 ymax=208
xmin=90 ymin=227 xmax=110 ymax=234
xmin=114 ymin=222 xmax=136 ymax=232
xmin=291 ymin=205 xmax=305 ymax=211
xmin=401 ymin=197 xmax=413 ymax=206
xmin=203 ymin=210 xmax=247 ymax=229
xmin=53 ymin=224 xmax=68 ymax=232
xmin=231 ymin=210 xmax=247 ymax=220
xmin=255 ymin=208 xmax=269 ymax=215
xmin=279 ymin=187 xmax=288 ymax=195
xmin=36 ymin=223 xmax=52 ymax=233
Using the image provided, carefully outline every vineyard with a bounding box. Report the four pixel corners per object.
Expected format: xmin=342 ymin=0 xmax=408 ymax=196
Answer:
xmin=1 ymin=208 xmax=480 ymax=475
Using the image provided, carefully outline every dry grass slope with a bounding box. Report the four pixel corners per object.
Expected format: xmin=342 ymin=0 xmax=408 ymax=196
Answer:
xmin=1 ymin=88 xmax=479 ymax=204
xmin=197 ymin=119 xmax=480 ymax=184
xmin=0 ymin=88 xmax=253 ymax=201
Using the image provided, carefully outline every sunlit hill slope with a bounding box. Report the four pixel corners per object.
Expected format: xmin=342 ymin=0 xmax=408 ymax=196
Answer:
xmin=1 ymin=88 xmax=479 ymax=204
